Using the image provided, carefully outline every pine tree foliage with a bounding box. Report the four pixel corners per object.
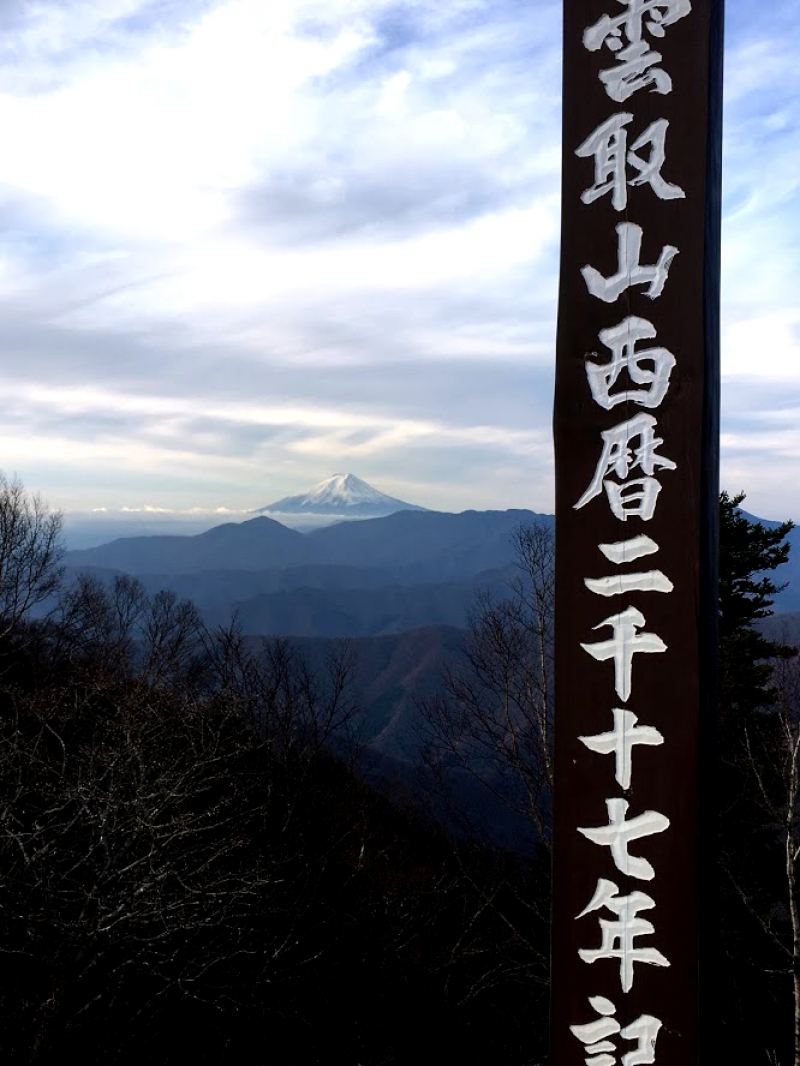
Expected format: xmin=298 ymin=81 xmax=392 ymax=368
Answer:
xmin=719 ymin=489 xmax=796 ymax=719
xmin=716 ymin=491 xmax=800 ymax=1063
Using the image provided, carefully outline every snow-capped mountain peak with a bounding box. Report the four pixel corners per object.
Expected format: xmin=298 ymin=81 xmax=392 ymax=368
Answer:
xmin=254 ymin=474 xmax=427 ymax=519
xmin=303 ymin=474 xmax=390 ymax=507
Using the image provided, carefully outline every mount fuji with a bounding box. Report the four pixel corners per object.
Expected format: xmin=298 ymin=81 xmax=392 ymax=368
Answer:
xmin=253 ymin=474 xmax=429 ymax=521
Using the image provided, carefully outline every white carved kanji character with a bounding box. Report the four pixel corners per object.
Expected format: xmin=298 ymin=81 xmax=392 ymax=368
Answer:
xmin=576 ymin=115 xmax=685 ymax=212
xmin=598 ymin=40 xmax=672 ymax=103
xmin=628 ymin=119 xmax=685 ymax=201
xmin=582 ymin=223 xmax=678 ymax=303
xmin=584 ymin=1 xmax=693 ymax=53
xmin=571 ymin=996 xmax=663 ymax=1066
xmin=579 ymin=707 xmax=664 ymax=789
xmin=578 ymin=798 xmax=670 ymax=880
xmin=574 ymin=412 xmax=676 ymax=519
xmin=586 ymin=316 xmax=676 ymax=411
xmin=620 ymin=1013 xmax=663 ymax=1065
xmin=598 ymin=535 xmax=660 ymax=565
xmin=581 ymin=606 xmax=666 ymax=702
xmin=605 ymin=478 xmax=663 ymax=522
xmin=593 ymin=534 xmax=666 ymax=592
xmin=571 ymin=995 xmax=620 ymax=1066
xmin=584 ymin=0 xmax=693 ymax=102
xmin=577 ymin=878 xmax=670 ymax=993
xmin=577 ymin=113 xmax=632 ymax=211
xmin=585 ymin=571 xmax=673 ymax=597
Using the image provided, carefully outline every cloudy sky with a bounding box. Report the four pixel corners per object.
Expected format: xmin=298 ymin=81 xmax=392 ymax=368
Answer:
xmin=0 ymin=0 xmax=798 ymax=525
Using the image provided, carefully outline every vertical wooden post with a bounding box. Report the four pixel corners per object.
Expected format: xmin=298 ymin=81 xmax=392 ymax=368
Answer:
xmin=550 ymin=3 xmax=724 ymax=1063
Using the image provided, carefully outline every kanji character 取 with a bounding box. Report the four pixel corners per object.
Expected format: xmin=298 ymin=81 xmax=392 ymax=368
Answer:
xmin=576 ymin=115 xmax=685 ymax=211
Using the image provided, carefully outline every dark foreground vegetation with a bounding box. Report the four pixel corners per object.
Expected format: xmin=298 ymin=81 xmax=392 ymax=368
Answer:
xmin=0 ymin=475 xmax=550 ymax=1065
xmin=1 ymin=474 xmax=799 ymax=1063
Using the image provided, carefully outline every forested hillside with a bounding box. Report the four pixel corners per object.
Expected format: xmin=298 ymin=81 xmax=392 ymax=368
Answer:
xmin=2 ymin=477 xmax=800 ymax=1063
xmin=0 ymin=478 xmax=552 ymax=1064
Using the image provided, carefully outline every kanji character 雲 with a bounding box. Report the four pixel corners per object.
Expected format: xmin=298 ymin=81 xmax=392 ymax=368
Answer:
xmin=583 ymin=0 xmax=693 ymax=102
xmin=584 ymin=1 xmax=693 ymax=54
xmin=597 ymin=40 xmax=672 ymax=103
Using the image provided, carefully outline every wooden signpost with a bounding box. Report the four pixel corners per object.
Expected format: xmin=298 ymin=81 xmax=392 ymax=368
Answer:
xmin=550 ymin=2 xmax=724 ymax=1063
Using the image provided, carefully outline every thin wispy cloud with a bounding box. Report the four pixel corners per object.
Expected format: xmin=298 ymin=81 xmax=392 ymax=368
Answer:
xmin=0 ymin=0 xmax=797 ymax=521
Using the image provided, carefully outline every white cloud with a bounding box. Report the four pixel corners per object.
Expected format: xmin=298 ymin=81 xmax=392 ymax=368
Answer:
xmin=0 ymin=0 xmax=797 ymax=521
xmin=0 ymin=0 xmax=377 ymax=241
xmin=722 ymin=311 xmax=800 ymax=379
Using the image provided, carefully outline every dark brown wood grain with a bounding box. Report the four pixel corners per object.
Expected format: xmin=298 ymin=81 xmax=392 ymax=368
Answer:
xmin=550 ymin=3 xmax=724 ymax=1063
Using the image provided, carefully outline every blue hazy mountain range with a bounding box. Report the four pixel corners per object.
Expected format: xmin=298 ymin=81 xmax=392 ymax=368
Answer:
xmin=59 ymin=499 xmax=800 ymax=853
xmin=64 ymin=508 xmax=549 ymax=636
xmin=63 ymin=501 xmax=800 ymax=634
xmin=65 ymin=508 xmax=547 ymax=578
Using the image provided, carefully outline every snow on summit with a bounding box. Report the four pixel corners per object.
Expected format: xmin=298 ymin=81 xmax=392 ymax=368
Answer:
xmin=254 ymin=474 xmax=428 ymax=519
xmin=303 ymin=474 xmax=386 ymax=508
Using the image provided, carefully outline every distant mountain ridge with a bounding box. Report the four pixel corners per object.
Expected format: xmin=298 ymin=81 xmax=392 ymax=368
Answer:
xmin=65 ymin=516 xmax=306 ymax=575
xmin=61 ymin=503 xmax=800 ymax=630
xmin=65 ymin=508 xmax=549 ymax=578
xmin=254 ymin=473 xmax=427 ymax=518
